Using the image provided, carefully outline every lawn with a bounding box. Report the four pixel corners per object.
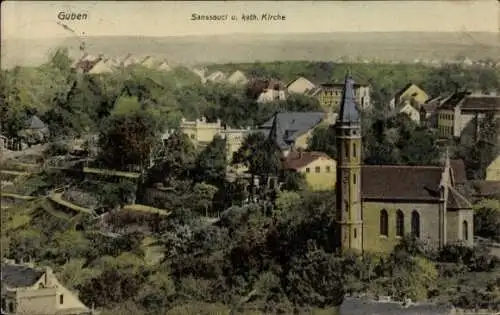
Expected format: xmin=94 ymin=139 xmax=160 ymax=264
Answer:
xmin=123 ymin=203 xmax=171 ymax=216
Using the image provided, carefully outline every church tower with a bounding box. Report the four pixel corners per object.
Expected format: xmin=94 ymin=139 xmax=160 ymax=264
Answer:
xmin=335 ymin=74 xmax=363 ymax=252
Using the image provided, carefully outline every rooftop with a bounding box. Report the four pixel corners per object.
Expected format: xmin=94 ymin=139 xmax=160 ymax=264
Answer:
xmin=1 ymin=263 xmax=44 ymax=288
xmin=261 ymin=112 xmax=326 ymax=150
xmin=361 ymin=165 xmax=443 ymax=201
xmin=439 ymin=91 xmax=500 ymax=111
xmin=283 ymin=151 xmax=333 ymax=170
xmin=338 ymin=75 xmax=360 ymax=124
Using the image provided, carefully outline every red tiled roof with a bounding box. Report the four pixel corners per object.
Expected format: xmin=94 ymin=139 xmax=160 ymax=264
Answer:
xmin=361 ymin=165 xmax=443 ymax=201
xmin=283 ymin=151 xmax=333 ymax=170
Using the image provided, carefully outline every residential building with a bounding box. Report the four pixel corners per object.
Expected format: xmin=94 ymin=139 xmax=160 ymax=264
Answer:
xmin=255 ymin=80 xmax=287 ymax=103
xmin=18 ymin=116 xmax=49 ymax=144
xmin=260 ymin=111 xmax=336 ymax=156
xmin=307 ymin=81 xmax=371 ymax=112
xmin=72 ymin=57 xmax=103 ymax=74
xmin=219 ymin=127 xmax=254 ymax=162
xmin=389 ymin=83 xmax=429 ymax=110
xmin=283 ymin=151 xmax=336 ymax=190
xmin=179 ymin=117 xmax=253 ymax=162
xmin=140 ymin=56 xmax=157 ymax=69
xmin=436 ymin=92 xmax=500 ymax=144
xmin=286 ymin=76 xmax=316 ymax=94
xmin=1 ymin=262 xmax=92 ymax=315
xmin=120 ymin=54 xmax=139 ymax=67
xmin=179 ymin=117 xmax=222 ymax=145
xmin=420 ymin=95 xmax=448 ymax=128
xmin=486 ymin=154 xmax=500 ymax=181
xmin=227 ymin=70 xmax=248 ymax=85
xmin=191 ymin=68 xmax=207 ymax=83
xmin=388 ymin=100 xmax=421 ymax=123
xmin=334 ymin=75 xmax=473 ymax=254
xmin=87 ymin=59 xmax=113 ymax=74
xmin=206 ymin=71 xmax=227 ymax=83
xmin=157 ymin=61 xmax=172 ymax=72
xmin=257 ymin=89 xmax=286 ymax=103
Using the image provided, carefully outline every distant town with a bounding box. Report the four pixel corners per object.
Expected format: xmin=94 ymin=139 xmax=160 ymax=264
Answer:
xmin=1 ymin=47 xmax=500 ymax=315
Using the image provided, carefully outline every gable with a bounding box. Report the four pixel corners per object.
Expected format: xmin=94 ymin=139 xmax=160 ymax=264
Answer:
xmin=487 ymin=154 xmax=500 ymax=170
xmin=399 ymin=84 xmax=429 ymax=104
xmin=287 ymin=77 xmax=316 ymax=93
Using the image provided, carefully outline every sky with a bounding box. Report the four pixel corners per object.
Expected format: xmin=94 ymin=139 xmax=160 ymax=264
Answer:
xmin=1 ymin=1 xmax=499 ymax=39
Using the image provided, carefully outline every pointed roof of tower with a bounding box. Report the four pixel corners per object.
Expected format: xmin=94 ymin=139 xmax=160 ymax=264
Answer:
xmin=267 ymin=112 xmax=281 ymax=145
xmin=338 ymin=74 xmax=360 ymax=124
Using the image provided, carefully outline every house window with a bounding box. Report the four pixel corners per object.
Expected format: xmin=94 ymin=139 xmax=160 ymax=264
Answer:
xmin=354 ymin=228 xmax=357 ymax=238
xmin=353 ymin=173 xmax=357 ymax=184
xmin=396 ymin=210 xmax=404 ymax=237
xmin=411 ymin=210 xmax=420 ymax=238
xmin=380 ymin=209 xmax=388 ymax=236
xmin=8 ymin=302 xmax=14 ymax=313
xmin=305 ymin=168 xmax=310 ymax=173
xmin=344 ymin=143 xmax=349 ymax=158
xmin=325 ymin=166 xmax=331 ymax=173
xmin=60 ymin=294 xmax=64 ymax=305
xmin=353 ymin=143 xmax=357 ymax=158
xmin=463 ymin=220 xmax=469 ymax=241
xmin=315 ymin=166 xmax=321 ymax=173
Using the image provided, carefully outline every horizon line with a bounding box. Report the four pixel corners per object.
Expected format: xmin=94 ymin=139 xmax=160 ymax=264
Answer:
xmin=3 ymin=30 xmax=499 ymax=40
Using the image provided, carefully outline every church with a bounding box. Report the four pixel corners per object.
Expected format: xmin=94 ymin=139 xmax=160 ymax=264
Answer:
xmin=334 ymin=75 xmax=474 ymax=253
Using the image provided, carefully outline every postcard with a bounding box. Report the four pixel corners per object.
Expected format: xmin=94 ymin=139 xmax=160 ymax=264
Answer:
xmin=1 ymin=1 xmax=499 ymax=315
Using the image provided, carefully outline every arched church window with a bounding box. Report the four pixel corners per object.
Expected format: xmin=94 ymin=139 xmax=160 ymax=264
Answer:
xmin=411 ymin=210 xmax=420 ymax=238
xmin=380 ymin=209 xmax=388 ymax=236
xmin=463 ymin=220 xmax=469 ymax=241
xmin=396 ymin=210 xmax=404 ymax=237
xmin=353 ymin=143 xmax=357 ymax=158
xmin=344 ymin=142 xmax=349 ymax=158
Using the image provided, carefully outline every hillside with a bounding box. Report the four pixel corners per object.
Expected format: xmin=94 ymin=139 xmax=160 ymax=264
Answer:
xmin=2 ymin=32 xmax=499 ymax=68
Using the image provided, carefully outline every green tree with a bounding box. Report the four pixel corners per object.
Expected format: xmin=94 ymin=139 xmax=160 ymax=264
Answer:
xmin=147 ymin=130 xmax=197 ymax=185
xmin=190 ymin=182 xmax=219 ymax=216
xmin=98 ymin=98 xmax=160 ymax=171
xmin=474 ymin=199 xmax=500 ymax=242
xmin=194 ymin=135 xmax=228 ymax=185
xmin=307 ymin=125 xmax=337 ymax=158
xmin=285 ymin=248 xmax=344 ymax=308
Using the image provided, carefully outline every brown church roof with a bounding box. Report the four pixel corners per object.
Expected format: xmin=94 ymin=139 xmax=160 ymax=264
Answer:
xmin=450 ymin=159 xmax=467 ymax=184
xmin=361 ymin=165 xmax=443 ymax=201
xmin=283 ymin=151 xmax=332 ymax=170
xmin=447 ymin=186 xmax=472 ymax=209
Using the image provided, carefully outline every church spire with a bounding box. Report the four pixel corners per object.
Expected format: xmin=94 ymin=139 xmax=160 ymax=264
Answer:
xmin=338 ymin=74 xmax=360 ymax=124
